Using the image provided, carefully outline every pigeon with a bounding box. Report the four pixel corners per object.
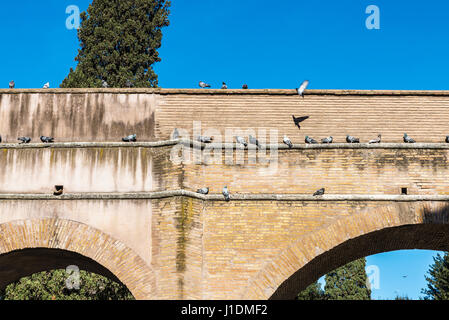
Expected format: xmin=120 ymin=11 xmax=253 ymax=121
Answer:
xmin=122 ymin=134 xmax=137 ymax=142
xmin=283 ymin=135 xmax=293 ymax=148
xmin=321 ymin=136 xmax=333 ymax=144
xmin=305 ymin=136 xmax=318 ymax=144
xmin=403 ymin=133 xmax=415 ymax=143
xmin=40 ymin=136 xmax=54 ymax=143
xmin=249 ymin=135 xmax=260 ymax=148
xmin=292 ymin=115 xmax=309 ymax=130
xmin=446 ymin=136 xmax=449 ymax=143
xmin=235 ymin=136 xmax=248 ymax=147
xmin=172 ymin=128 xmax=180 ymax=140
xmin=54 ymin=185 xmax=63 ymax=196
xmin=221 ymin=82 xmax=228 ymax=89
xmin=102 ymin=80 xmax=108 ymax=88
xmin=43 ymin=82 xmax=50 ymax=89
xmin=369 ymin=134 xmax=382 ymax=144
xmin=197 ymin=187 xmax=209 ymax=195
xmin=296 ymin=80 xmax=309 ymax=97
xmin=313 ymin=188 xmax=325 ymax=196
xmin=125 ymin=80 xmax=133 ymax=88
xmin=346 ymin=135 xmax=360 ymax=143
xmin=222 ymin=186 xmax=230 ymax=201
xmin=197 ymin=135 xmax=213 ymax=143
xmin=9 ymin=80 xmax=15 ymax=89
xmin=242 ymin=84 xmax=248 ymax=89
xmin=18 ymin=137 xmax=31 ymax=144
xmin=199 ymin=81 xmax=211 ymax=88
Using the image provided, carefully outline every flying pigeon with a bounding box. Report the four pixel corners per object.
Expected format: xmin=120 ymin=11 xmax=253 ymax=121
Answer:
xmin=43 ymin=82 xmax=50 ymax=89
xmin=197 ymin=135 xmax=213 ymax=143
xmin=283 ymin=135 xmax=293 ymax=148
xmin=40 ymin=136 xmax=54 ymax=143
xmin=321 ymin=136 xmax=333 ymax=144
xmin=403 ymin=133 xmax=415 ymax=143
xmin=242 ymin=84 xmax=248 ymax=89
xmin=18 ymin=137 xmax=31 ymax=144
xmin=446 ymin=136 xmax=449 ymax=143
xmin=222 ymin=186 xmax=230 ymax=201
xmin=197 ymin=187 xmax=209 ymax=195
xmin=235 ymin=136 xmax=248 ymax=147
xmin=346 ymin=135 xmax=360 ymax=143
xmin=249 ymin=135 xmax=260 ymax=148
xmin=369 ymin=134 xmax=382 ymax=144
xmin=305 ymin=136 xmax=318 ymax=144
xmin=172 ymin=128 xmax=180 ymax=140
xmin=221 ymin=82 xmax=228 ymax=89
xmin=313 ymin=188 xmax=325 ymax=196
xmin=296 ymin=80 xmax=309 ymax=97
xmin=122 ymin=134 xmax=137 ymax=142
xmin=102 ymin=80 xmax=108 ymax=88
xmin=9 ymin=80 xmax=15 ymax=89
xmin=199 ymin=81 xmax=211 ymax=88
xmin=292 ymin=115 xmax=309 ymax=130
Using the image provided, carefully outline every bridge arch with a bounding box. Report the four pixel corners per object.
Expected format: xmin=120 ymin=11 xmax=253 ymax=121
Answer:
xmin=0 ymin=218 xmax=156 ymax=300
xmin=242 ymin=201 xmax=449 ymax=300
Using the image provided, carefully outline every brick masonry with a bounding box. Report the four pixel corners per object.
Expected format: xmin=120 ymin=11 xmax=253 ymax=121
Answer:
xmin=0 ymin=89 xmax=448 ymax=299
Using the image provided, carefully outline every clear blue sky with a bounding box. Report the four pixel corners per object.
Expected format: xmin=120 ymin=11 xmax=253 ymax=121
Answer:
xmin=0 ymin=0 xmax=447 ymax=299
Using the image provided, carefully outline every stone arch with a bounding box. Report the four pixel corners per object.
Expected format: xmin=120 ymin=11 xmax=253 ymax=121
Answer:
xmin=241 ymin=201 xmax=449 ymax=300
xmin=0 ymin=218 xmax=156 ymax=300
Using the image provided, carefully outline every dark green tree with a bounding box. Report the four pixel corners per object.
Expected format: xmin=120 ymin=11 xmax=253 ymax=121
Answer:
xmin=61 ymin=0 xmax=170 ymax=88
xmin=324 ymin=258 xmax=371 ymax=300
xmin=296 ymin=281 xmax=324 ymax=300
xmin=0 ymin=269 xmax=134 ymax=300
xmin=421 ymin=253 xmax=449 ymax=300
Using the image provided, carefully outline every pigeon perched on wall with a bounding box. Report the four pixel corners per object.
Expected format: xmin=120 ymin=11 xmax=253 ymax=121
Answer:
xmin=126 ymin=80 xmax=133 ymax=88
xmin=321 ymin=136 xmax=333 ymax=144
xmin=43 ymin=82 xmax=50 ymax=89
xmin=122 ymin=134 xmax=137 ymax=142
xmin=403 ymin=133 xmax=415 ymax=143
xmin=242 ymin=84 xmax=248 ymax=89
xmin=235 ymin=136 xmax=248 ymax=147
xmin=197 ymin=135 xmax=213 ymax=143
xmin=346 ymin=135 xmax=360 ymax=143
xmin=446 ymin=135 xmax=449 ymax=143
xmin=369 ymin=134 xmax=382 ymax=144
xmin=222 ymin=186 xmax=230 ymax=201
xmin=292 ymin=115 xmax=309 ymax=130
xmin=305 ymin=136 xmax=318 ymax=144
xmin=197 ymin=187 xmax=209 ymax=195
xmin=296 ymin=80 xmax=309 ymax=97
xmin=283 ymin=135 xmax=293 ymax=148
xmin=18 ymin=137 xmax=31 ymax=144
xmin=221 ymin=82 xmax=228 ymax=89
xmin=40 ymin=136 xmax=54 ymax=143
xmin=172 ymin=128 xmax=180 ymax=140
xmin=102 ymin=80 xmax=108 ymax=88
xmin=313 ymin=188 xmax=325 ymax=196
xmin=199 ymin=81 xmax=211 ymax=88
xmin=9 ymin=81 xmax=15 ymax=89
xmin=249 ymin=135 xmax=260 ymax=148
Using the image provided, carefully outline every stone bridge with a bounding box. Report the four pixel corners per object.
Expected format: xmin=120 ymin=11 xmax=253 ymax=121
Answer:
xmin=1 ymin=88 xmax=449 ymax=299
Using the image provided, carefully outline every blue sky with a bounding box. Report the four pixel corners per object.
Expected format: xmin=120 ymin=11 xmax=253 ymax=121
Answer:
xmin=1 ymin=0 xmax=448 ymax=299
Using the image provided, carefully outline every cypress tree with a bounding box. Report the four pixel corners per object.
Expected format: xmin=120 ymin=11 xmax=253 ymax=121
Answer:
xmin=297 ymin=281 xmax=324 ymax=300
xmin=61 ymin=0 xmax=170 ymax=88
xmin=324 ymin=258 xmax=371 ymax=300
xmin=422 ymin=253 xmax=449 ymax=300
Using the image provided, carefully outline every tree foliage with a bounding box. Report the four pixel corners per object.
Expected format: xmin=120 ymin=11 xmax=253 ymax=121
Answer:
xmin=324 ymin=258 xmax=371 ymax=300
xmin=61 ymin=0 xmax=170 ymax=88
xmin=0 ymin=269 xmax=134 ymax=300
xmin=421 ymin=253 xmax=449 ymax=300
xmin=296 ymin=281 xmax=324 ymax=300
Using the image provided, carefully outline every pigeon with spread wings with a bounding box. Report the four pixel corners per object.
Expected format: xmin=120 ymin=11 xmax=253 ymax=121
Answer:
xmin=292 ymin=115 xmax=309 ymax=130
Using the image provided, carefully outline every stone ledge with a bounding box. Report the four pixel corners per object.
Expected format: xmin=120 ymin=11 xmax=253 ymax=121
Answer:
xmin=2 ymin=88 xmax=449 ymax=96
xmin=1 ymin=191 xmax=449 ymax=202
